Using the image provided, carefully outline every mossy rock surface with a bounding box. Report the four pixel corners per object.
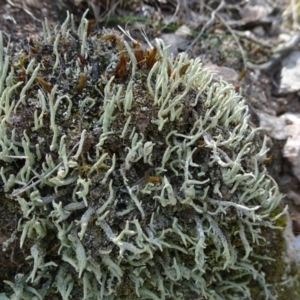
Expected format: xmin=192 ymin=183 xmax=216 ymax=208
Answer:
xmin=0 ymin=12 xmax=299 ymax=300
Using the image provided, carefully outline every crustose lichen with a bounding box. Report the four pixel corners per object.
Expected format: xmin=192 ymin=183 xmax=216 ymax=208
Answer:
xmin=0 ymin=10 xmax=287 ymax=300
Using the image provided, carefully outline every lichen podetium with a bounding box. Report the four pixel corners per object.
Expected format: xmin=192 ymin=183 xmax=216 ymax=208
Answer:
xmin=0 ymin=10 xmax=294 ymax=300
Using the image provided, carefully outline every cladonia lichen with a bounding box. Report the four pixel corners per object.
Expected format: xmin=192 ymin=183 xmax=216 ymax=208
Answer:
xmin=0 ymin=11 xmax=291 ymax=300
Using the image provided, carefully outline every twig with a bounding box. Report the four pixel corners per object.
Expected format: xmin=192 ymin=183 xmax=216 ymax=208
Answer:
xmin=161 ymin=0 xmax=181 ymax=32
xmin=7 ymin=0 xmax=41 ymax=23
xmin=233 ymin=30 xmax=273 ymax=49
xmin=216 ymin=13 xmax=247 ymax=71
xmin=11 ymin=141 xmax=81 ymax=197
xmin=97 ymin=0 xmax=123 ymax=23
xmin=247 ymin=33 xmax=300 ymax=71
xmin=186 ymin=0 xmax=225 ymax=53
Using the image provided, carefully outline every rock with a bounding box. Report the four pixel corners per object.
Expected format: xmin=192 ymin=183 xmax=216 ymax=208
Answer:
xmin=281 ymin=113 xmax=300 ymax=182
xmin=203 ymin=63 xmax=239 ymax=85
xmin=279 ymin=51 xmax=300 ymax=94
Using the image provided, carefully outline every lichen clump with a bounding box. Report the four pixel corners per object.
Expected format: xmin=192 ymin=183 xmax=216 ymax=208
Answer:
xmin=0 ymin=12 xmax=284 ymax=300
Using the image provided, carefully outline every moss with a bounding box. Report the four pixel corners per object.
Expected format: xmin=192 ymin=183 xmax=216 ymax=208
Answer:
xmin=249 ymin=222 xmax=300 ymax=299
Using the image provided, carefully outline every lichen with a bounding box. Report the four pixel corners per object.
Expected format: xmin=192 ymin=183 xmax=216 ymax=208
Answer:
xmin=0 ymin=11 xmax=297 ymax=300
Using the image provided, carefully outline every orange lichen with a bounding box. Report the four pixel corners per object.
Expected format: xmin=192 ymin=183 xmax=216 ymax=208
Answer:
xmin=115 ymin=55 xmax=128 ymax=80
xmin=132 ymin=41 xmax=145 ymax=68
xmin=17 ymin=69 xmax=26 ymax=83
xmin=100 ymin=34 xmax=124 ymax=53
xmin=87 ymin=19 xmax=96 ymax=37
xmin=179 ymin=63 xmax=191 ymax=76
xmin=77 ymin=73 xmax=86 ymax=94
xmin=36 ymin=77 xmax=52 ymax=92
xmin=145 ymin=173 xmax=162 ymax=184
xmin=145 ymin=46 xmax=159 ymax=70
xmin=77 ymin=53 xmax=88 ymax=65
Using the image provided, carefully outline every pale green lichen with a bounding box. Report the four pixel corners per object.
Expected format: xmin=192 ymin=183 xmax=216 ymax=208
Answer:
xmin=0 ymin=10 xmax=295 ymax=300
